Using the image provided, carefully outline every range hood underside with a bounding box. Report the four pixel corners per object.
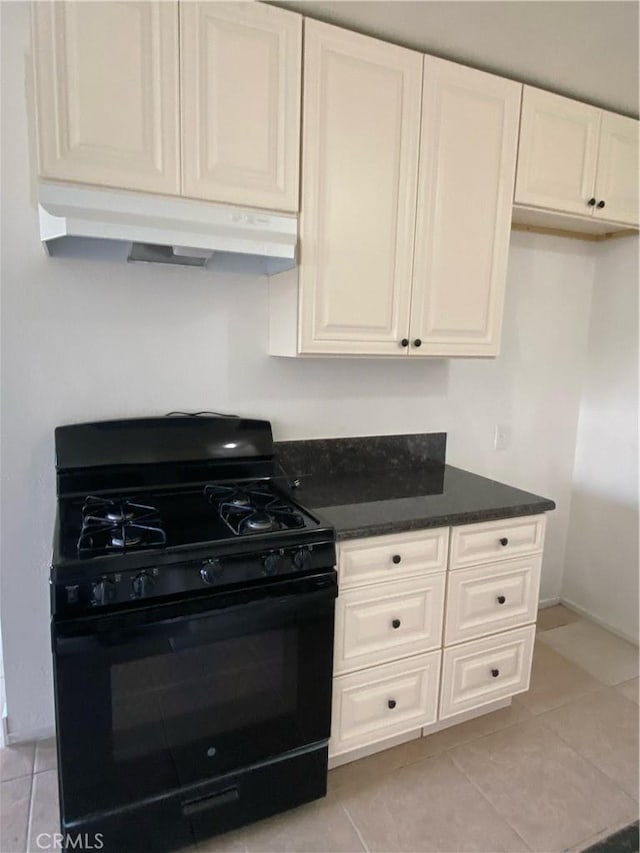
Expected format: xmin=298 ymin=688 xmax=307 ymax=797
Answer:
xmin=38 ymin=183 xmax=298 ymax=274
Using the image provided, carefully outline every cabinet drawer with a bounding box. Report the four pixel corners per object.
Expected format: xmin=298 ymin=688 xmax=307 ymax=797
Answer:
xmin=449 ymin=515 xmax=545 ymax=569
xmin=334 ymin=575 xmax=445 ymax=674
xmin=338 ymin=528 xmax=449 ymax=589
xmin=444 ymin=556 xmax=542 ymax=645
xmin=439 ymin=625 xmax=535 ymax=719
xmin=330 ymin=652 xmax=441 ymax=756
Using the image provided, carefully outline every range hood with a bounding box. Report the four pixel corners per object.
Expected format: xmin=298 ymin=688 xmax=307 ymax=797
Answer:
xmin=38 ymin=182 xmax=298 ymax=275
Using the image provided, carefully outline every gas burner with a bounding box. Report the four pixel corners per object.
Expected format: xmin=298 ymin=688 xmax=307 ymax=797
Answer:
xmin=243 ymin=513 xmax=276 ymax=533
xmin=106 ymin=508 xmax=135 ymax=523
xmin=229 ymin=493 xmax=251 ymax=507
xmin=110 ymin=531 xmax=142 ymax=548
xmin=78 ymin=496 xmax=166 ymax=556
xmin=205 ymin=482 xmax=306 ymax=536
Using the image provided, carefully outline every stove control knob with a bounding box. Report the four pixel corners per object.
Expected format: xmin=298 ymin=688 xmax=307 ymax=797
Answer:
xmin=200 ymin=559 xmax=223 ymax=585
xmin=263 ymin=553 xmax=285 ymax=576
xmin=91 ymin=578 xmax=116 ymax=606
xmin=293 ymin=547 xmax=312 ymax=571
xmin=131 ymin=572 xmax=155 ymax=599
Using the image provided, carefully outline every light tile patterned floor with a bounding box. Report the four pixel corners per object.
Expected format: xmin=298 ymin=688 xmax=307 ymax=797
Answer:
xmin=0 ymin=605 xmax=637 ymax=853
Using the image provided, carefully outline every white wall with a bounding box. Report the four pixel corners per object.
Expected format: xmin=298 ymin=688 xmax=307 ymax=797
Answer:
xmin=562 ymin=237 xmax=639 ymax=644
xmin=1 ymin=3 xmax=598 ymax=740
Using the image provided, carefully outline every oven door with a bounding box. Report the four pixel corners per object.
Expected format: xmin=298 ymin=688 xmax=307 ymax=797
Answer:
xmin=53 ymin=571 xmax=337 ymax=824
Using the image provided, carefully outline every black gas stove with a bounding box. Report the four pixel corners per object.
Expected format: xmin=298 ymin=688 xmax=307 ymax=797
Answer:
xmin=50 ymin=415 xmax=337 ymax=852
xmin=52 ymin=417 xmax=335 ymax=618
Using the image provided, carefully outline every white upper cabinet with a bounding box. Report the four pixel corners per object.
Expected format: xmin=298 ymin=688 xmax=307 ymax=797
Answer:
xmin=515 ymin=87 xmax=638 ymax=226
xmin=32 ymin=1 xmax=302 ymax=210
xmin=515 ymin=88 xmax=600 ymax=216
xmin=32 ymin=1 xmax=180 ymax=195
xmin=297 ymin=20 xmax=422 ymax=355
xmin=274 ymin=32 xmax=521 ymax=358
xmin=593 ymin=111 xmax=639 ymax=225
xmin=410 ymin=58 xmax=521 ymax=357
xmin=180 ymin=2 xmax=302 ymax=211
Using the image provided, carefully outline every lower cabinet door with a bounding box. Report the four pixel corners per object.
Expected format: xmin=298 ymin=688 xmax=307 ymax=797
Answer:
xmin=439 ymin=625 xmax=535 ymax=719
xmin=334 ymin=575 xmax=446 ymax=674
xmin=444 ymin=556 xmax=541 ymax=645
xmin=330 ymin=652 xmax=441 ymax=757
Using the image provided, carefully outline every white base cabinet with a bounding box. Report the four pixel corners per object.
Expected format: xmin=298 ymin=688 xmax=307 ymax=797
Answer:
xmin=331 ymin=652 xmax=441 ymax=758
xmin=329 ymin=515 xmax=547 ymax=765
xmin=334 ymin=575 xmax=446 ymax=675
xmin=439 ymin=624 xmax=535 ymax=719
xmin=444 ymin=555 xmax=542 ymax=645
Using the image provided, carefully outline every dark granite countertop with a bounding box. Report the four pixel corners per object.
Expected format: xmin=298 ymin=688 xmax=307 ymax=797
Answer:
xmin=274 ymin=433 xmax=555 ymax=540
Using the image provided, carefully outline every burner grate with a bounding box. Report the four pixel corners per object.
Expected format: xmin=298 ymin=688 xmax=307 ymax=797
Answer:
xmin=78 ymin=496 xmax=166 ymax=556
xmin=205 ymin=483 xmax=305 ymax=536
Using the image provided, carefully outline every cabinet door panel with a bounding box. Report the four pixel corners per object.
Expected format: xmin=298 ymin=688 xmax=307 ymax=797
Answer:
xmin=33 ymin=1 xmax=180 ymax=194
xmin=440 ymin=625 xmax=535 ymax=719
xmin=594 ymin=112 xmax=639 ymax=226
xmin=334 ymin=575 xmax=446 ymax=674
xmin=450 ymin=515 xmax=546 ymax=570
xmin=330 ymin=652 xmax=441 ymax=756
xmin=515 ymin=86 xmax=600 ymax=216
xmin=444 ymin=556 xmax=541 ymax=645
xmin=410 ymin=58 xmax=521 ymax=356
xmin=298 ymin=20 xmax=421 ymax=355
xmin=338 ymin=528 xmax=449 ymax=589
xmin=180 ymin=2 xmax=301 ymax=211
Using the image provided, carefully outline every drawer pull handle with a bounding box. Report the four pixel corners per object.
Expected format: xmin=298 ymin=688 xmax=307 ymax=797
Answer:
xmin=497 ymin=595 xmax=506 ymax=604
xmin=499 ymin=537 xmax=509 ymax=547
xmin=491 ymin=668 xmax=500 ymax=678
xmin=392 ymin=554 xmax=402 ymax=564
xmin=387 ymin=699 xmax=397 ymax=709
xmin=392 ymin=618 xmax=401 ymax=629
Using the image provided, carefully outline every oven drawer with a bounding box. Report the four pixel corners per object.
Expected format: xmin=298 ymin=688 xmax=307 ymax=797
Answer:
xmin=449 ymin=515 xmax=546 ymax=570
xmin=334 ymin=575 xmax=445 ymax=674
xmin=439 ymin=625 xmax=535 ymax=719
xmin=330 ymin=652 xmax=441 ymax=756
xmin=338 ymin=528 xmax=449 ymax=589
xmin=444 ymin=556 xmax=542 ymax=645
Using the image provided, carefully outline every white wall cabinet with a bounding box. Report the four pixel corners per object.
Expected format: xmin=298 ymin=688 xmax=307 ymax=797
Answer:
xmin=180 ymin=2 xmax=301 ymax=211
xmin=32 ymin=1 xmax=302 ymax=210
xmin=271 ymin=43 xmax=521 ymax=358
xmin=330 ymin=515 xmax=546 ymax=767
xmin=33 ymin=1 xmax=181 ymax=195
xmin=410 ymin=58 xmax=521 ymax=357
xmin=593 ymin=111 xmax=640 ymax=226
xmin=296 ymin=19 xmax=422 ymax=355
xmin=515 ymin=87 xmax=639 ymax=227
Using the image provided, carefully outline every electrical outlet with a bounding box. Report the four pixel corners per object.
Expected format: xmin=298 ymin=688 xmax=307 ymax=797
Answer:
xmin=494 ymin=424 xmax=511 ymax=451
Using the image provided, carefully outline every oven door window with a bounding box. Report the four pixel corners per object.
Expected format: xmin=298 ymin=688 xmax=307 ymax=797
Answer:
xmin=111 ymin=627 xmax=298 ymax=764
xmin=54 ymin=582 xmax=335 ymax=821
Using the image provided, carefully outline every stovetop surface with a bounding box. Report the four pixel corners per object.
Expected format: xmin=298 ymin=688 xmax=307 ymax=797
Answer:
xmin=54 ymin=478 xmax=328 ymax=567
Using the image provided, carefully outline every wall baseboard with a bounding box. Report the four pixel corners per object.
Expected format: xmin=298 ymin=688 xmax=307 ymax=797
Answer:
xmin=5 ymin=724 xmax=55 ymax=746
xmin=560 ymin=597 xmax=639 ymax=647
xmin=538 ymin=597 xmax=561 ymax=609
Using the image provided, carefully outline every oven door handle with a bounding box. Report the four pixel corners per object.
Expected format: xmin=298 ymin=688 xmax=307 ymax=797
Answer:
xmin=54 ymin=574 xmax=337 ymax=656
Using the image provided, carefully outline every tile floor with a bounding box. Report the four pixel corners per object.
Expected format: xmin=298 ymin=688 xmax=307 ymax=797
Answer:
xmin=1 ymin=605 xmax=637 ymax=853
